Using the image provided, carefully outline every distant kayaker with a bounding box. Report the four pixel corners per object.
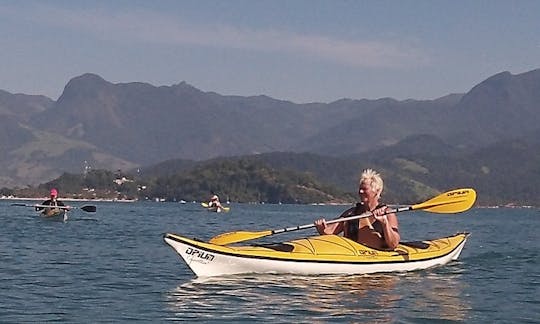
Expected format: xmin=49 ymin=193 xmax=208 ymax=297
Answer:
xmin=314 ymin=169 xmax=400 ymax=250
xmin=208 ymin=194 xmax=224 ymax=211
xmin=36 ymin=188 xmax=70 ymax=216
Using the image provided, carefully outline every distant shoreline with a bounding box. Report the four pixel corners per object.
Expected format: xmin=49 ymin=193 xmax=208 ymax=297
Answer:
xmin=3 ymin=197 xmax=535 ymax=208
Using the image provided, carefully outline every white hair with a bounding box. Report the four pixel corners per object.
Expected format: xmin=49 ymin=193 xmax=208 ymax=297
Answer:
xmin=359 ymin=168 xmax=384 ymax=198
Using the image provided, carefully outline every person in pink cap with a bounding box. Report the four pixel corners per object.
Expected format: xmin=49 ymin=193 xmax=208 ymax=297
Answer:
xmin=36 ymin=188 xmax=69 ymax=216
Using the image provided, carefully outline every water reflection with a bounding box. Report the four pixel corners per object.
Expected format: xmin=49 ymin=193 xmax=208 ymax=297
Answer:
xmin=303 ymin=274 xmax=400 ymax=323
xmin=165 ymin=270 xmax=470 ymax=322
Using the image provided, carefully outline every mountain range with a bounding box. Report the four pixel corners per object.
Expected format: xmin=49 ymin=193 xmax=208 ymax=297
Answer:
xmin=1 ymin=68 xmax=539 ymax=195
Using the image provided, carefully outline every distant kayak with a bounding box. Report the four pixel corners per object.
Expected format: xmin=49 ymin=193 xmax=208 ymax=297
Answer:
xmin=201 ymin=202 xmax=230 ymax=213
xmin=164 ymin=232 xmax=469 ymax=277
xmin=39 ymin=207 xmax=68 ymax=222
xmin=11 ymin=203 xmax=96 ymax=222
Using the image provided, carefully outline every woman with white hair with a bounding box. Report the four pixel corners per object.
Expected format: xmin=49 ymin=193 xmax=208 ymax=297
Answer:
xmin=314 ymin=169 xmax=400 ymax=250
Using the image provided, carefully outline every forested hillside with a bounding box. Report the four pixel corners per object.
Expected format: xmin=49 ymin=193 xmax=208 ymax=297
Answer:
xmin=4 ymin=131 xmax=539 ymax=206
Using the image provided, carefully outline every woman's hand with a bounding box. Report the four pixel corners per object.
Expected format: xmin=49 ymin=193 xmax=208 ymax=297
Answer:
xmin=371 ymin=206 xmax=389 ymax=224
xmin=314 ymin=218 xmax=327 ymax=234
xmin=314 ymin=218 xmax=327 ymax=227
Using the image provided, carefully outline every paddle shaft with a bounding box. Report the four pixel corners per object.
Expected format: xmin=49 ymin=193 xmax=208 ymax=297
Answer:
xmin=11 ymin=203 xmax=96 ymax=212
xmin=11 ymin=203 xmax=68 ymax=208
xmin=271 ymin=206 xmax=414 ymax=235
xmin=271 ymin=195 xmax=473 ymax=235
xmin=33 ymin=204 xmax=69 ymax=209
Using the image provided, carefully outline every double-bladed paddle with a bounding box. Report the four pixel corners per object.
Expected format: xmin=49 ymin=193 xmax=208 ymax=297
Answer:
xmin=208 ymin=188 xmax=476 ymax=245
xmin=11 ymin=203 xmax=97 ymax=213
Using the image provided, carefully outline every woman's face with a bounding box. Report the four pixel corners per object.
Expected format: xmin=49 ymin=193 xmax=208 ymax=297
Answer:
xmin=358 ymin=181 xmax=378 ymax=203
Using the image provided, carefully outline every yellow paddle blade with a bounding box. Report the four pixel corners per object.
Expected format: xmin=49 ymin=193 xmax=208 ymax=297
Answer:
xmin=411 ymin=188 xmax=476 ymax=213
xmin=209 ymin=230 xmax=273 ymax=245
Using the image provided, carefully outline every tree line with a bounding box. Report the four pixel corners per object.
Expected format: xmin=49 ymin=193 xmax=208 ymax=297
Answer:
xmin=2 ymin=159 xmax=355 ymax=204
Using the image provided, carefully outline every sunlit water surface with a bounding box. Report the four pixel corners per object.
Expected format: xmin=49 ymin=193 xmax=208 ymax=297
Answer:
xmin=1 ymin=201 xmax=538 ymax=322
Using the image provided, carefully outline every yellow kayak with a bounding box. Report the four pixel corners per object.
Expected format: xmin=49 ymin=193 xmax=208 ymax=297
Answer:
xmin=164 ymin=232 xmax=469 ymax=277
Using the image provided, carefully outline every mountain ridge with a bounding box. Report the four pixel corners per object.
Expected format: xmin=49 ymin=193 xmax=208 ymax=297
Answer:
xmin=1 ymin=68 xmax=539 ymax=189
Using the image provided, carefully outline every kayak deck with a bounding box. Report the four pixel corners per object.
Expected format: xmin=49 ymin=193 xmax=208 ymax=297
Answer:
xmin=39 ymin=208 xmax=68 ymax=222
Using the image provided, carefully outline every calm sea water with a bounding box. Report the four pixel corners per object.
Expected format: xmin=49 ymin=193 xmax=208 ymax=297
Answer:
xmin=0 ymin=200 xmax=538 ymax=323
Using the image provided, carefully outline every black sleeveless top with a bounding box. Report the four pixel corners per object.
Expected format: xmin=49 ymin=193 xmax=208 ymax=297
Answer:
xmin=343 ymin=202 xmax=386 ymax=241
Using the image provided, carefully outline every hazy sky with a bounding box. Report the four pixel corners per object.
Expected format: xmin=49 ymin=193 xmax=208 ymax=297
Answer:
xmin=1 ymin=0 xmax=539 ymax=103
